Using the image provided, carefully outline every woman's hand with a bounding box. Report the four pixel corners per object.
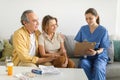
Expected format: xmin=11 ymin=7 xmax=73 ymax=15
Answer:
xmin=62 ymin=57 xmax=68 ymax=68
xmin=59 ymin=49 xmax=68 ymax=68
xmin=86 ymin=49 xmax=97 ymax=56
xmin=50 ymin=53 xmax=60 ymax=58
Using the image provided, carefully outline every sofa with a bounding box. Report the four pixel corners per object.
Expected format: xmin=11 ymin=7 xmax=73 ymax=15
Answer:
xmin=64 ymin=35 xmax=120 ymax=80
xmin=0 ymin=35 xmax=120 ymax=80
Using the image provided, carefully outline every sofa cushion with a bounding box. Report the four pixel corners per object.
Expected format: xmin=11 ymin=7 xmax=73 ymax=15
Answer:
xmin=113 ymin=40 xmax=120 ymax=61
xmin=107 ymin=40 xmax=114 ymax=63
xmin=9 ymin=35 xmax=13 ymax=45
xmin=64 ymin=35 xmax=76 ymax=58
xmin=107 ymin=62 xmax=120 ymax=78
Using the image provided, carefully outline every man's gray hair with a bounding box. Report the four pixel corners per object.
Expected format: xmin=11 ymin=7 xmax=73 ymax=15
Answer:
xmin=21 ymin=10 xmax=34 ymax=25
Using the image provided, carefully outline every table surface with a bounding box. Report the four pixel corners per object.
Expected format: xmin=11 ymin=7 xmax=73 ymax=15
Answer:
xmin=0 ymin=66 xmax=88 ymax=80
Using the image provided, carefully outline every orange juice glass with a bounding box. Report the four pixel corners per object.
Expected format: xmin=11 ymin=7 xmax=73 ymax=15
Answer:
xmin=7 ymin=62 xmax=13 ymax=76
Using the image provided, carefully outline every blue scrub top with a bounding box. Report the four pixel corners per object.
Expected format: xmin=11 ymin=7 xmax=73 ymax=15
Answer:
xmin=74 ymin=25 xmax=110 ymax=59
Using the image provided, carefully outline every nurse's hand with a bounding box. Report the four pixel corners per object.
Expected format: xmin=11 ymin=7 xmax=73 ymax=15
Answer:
xmin=86 ymin=49 xmax=97 ymax=56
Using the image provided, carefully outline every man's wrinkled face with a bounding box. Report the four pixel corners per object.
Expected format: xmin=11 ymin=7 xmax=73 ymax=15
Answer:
xmin=25 ymin=12 xmax=39 ymax=33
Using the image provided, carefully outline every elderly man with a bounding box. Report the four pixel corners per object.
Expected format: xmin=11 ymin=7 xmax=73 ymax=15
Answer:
xmin=12 ymin=10 xmax=54 ymax=67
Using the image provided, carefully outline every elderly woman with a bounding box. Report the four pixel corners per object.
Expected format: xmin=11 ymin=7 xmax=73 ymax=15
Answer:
xmin=38 ymin=15 xmax=75 ymax=68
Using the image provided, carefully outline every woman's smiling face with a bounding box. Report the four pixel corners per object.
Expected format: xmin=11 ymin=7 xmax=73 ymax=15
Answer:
xmin=47 ymin=19 xmax=58 ymax=33
xmin=85 ymin=13 xmax=98 ymax=26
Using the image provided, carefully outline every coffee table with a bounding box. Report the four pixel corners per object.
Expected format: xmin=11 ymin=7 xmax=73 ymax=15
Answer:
xmin=0 ymin=66 xmax=88 ymax=80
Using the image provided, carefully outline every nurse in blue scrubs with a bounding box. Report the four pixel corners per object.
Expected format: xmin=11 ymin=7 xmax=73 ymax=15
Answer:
xmin=74 ymin=8 xmax=110 ymax=80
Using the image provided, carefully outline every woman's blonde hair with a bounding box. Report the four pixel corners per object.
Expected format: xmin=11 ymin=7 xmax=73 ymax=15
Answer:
xmin=42 ymin=15 xmax=58 ymax=33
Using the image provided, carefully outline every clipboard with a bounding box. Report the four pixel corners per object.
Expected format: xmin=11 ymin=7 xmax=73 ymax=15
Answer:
xmin=74 ymin=41 xmax=96 ymax=56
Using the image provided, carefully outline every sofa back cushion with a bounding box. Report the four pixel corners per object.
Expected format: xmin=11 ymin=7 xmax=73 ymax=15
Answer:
xmin=113 ymin=40 xmax=120 ymax=61
xmin=64 ymin=35 xmax=76 ymax=58
xmin=107 ymin=40 xmax=114 ymax=63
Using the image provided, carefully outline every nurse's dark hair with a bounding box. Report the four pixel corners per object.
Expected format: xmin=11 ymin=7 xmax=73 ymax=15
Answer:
xmin=85 ymin=8 xmax=100 ymax=24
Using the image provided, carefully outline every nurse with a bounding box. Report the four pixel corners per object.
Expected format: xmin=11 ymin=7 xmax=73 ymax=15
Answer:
xmin=74 ymin=8 xmax=110 ymax=80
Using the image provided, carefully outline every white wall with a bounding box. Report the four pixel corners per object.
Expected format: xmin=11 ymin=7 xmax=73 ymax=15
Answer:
xmin=0 ymin=0 xmax=118 ymax=39
xmin=116 ymin=0 xmax=120 ymax=36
